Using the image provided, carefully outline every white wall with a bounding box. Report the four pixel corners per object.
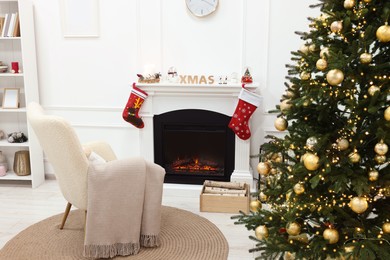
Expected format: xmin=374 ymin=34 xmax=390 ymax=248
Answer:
xmin=30 ymin=0 xmax=319 ymax=175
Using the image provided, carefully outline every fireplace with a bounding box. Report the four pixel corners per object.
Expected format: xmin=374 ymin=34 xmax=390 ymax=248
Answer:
xmin=137 ymin=83 xmax=260 ymax=188
xmin=154 ymin=109 xmax=235 ymax=184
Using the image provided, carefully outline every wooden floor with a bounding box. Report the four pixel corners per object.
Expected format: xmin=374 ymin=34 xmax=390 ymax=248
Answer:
xmin=0 ymin=180 xmax=257 ymax=259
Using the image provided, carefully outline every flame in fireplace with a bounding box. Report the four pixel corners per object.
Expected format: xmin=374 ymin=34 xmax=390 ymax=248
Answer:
xmin=170 ymin=157 xmax=222 ymax=173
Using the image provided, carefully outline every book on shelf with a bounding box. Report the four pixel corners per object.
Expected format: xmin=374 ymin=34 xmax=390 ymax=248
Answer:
xmin=12 ymin=13 xmax=20 ymax=37
xmin=0 ymin=17 xmax=4 ymax=36
xmin=1 ymin=13 xmax=10 ymax=37
xmin=7 ymin=13 xmax=16 ymax=37
xmin=0 ymin=13 xmax=20 ymax=37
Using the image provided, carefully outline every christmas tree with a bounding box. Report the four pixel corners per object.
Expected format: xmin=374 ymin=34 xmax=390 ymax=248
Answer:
xmin=233 ymin=0 xmax=390 ymax=259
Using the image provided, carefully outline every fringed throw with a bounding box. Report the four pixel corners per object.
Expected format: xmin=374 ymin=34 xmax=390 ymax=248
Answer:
xmin=84 ymin=157 xmax=166 ymax=258
xmin=140 ymin=234 xmax=160 ymax=247
xmin=83 ymin=242 xmax=140 ymax=258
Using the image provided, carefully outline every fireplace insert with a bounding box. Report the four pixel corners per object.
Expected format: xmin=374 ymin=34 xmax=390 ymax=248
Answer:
xmin=154 ymin=109 xmax=235 ymax=184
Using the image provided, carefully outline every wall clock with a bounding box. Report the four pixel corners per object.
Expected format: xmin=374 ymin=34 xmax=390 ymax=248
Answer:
xmin=185 ymin=0 xmax=219 ymax=17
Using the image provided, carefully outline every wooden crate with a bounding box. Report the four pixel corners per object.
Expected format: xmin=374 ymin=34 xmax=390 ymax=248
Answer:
xmin=200 ymin=183 xmax=250 ymax=214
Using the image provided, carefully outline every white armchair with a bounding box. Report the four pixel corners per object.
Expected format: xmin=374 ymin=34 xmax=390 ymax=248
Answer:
xmin=27 ymin=102 xmax=117 ymax=228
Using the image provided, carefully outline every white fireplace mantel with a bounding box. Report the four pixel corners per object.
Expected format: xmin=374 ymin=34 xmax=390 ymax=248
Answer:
xmin=137 ymin=82 xmax=261 ymax=187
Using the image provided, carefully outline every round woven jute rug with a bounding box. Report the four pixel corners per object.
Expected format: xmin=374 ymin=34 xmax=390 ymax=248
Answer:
xmin=0 ymin=206 xmax=228 ymax=259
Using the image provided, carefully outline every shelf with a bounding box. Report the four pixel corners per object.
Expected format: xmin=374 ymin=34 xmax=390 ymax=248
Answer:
xmin=0 ymin=170 xmax=31 ymax=181
xmin=0 ymin=73 xmax=23 ymax=77
xmin=0 ymin=107 xmax=26 ymax=113
xmin=0 ymin=139 xmax=29 ymax=147
xmin=0 ymin=37 xmax=21 ymax=40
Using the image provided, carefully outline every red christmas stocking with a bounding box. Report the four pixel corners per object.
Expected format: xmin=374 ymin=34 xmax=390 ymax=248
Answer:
xmin=122 ymin=83 xmax=148 ymax=128
xmin=228 ymin=87 xmax=261 ymax=140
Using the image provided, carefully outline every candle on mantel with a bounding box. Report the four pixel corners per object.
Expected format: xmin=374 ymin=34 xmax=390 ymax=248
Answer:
xmin=143 ymin=64 xmax=156 ymax=76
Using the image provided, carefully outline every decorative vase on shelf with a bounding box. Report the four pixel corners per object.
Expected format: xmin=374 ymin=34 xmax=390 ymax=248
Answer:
xmin=0 ymin=151 xmax=8 ymax=172
xmin=13 ymin=150 xmax=31 ymax=176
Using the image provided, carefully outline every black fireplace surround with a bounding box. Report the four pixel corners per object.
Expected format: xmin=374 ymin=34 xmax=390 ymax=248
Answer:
xmin=154 ymin=109 xmax=235 ymax=185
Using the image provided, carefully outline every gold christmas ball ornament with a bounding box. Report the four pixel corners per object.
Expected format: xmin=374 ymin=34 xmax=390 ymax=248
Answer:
xmin=368 ymin=85 xmax=380 ymax=96
xmin=360 ymin=52 xmax=372 ymax=64
xmin=293 ymin=183 xmax=305 ymax=195
xmin=374 ymin=140 xmax=388 ymax=156
xmin=376 ymin=23 xmax=390 ymax=43
xmin=286 ymin=222 xmax=301 ymax=236
xmin=280 ymin=99 xmax=293 ymax=112
xmin=363 ymin=0 xmax=372 ymax=3
xmin=255 ymin=225 xmax=269 ymax=240
xmin=385 ymin=107 xmax=390 ymax=121
xmin=250 ymin=200 xmax=262 ymax=212
xmin=257 ymin=162 xmax=271 ymax=175
xmin=350 ymin=197 xmax=368 ymax=214
xmin=275 ymin=117 xmax=288 ymax=131
xmin=309 ymin=44 xmax=316 ymax=52
xmin=285 ymin=90 xmax=295 ymax=98
xmin=320 ymin=47 xmax=330 ymax=58
xmin=326 ymin=69 xmax=344 ymax=86
xmin=316 ymin=58 xmax=328 ymax=71
xmin=375 ymin=155 xmax=386 ymax=164
xmin=383 ymin=222 xmax=390 ymax=234
xmin=368 ymin=169 xmax=379 ymax=181
xmin=299 ymin=44 xmax=310 ymax=54
xmin=349 ymin=151 xmax=361 ymax=163
xmin=259 ymin=192 xmax=268 ymax=202
xmin=337 ymin=138 xmax=349 ymax=151
xmin=300 ymin=71 xmax=311 ymax=80
xmin=344 ymin=0 xmax=355 ymax=9
xmin=323 ymin=228 xmax=339 ymax=244
xmin=330 ymin=21 xmax=343 ymax=33
xmin=306 ymin=136 xmax=319 ymax=150
xmin=303 ymin=153 xmax=320 ymax=171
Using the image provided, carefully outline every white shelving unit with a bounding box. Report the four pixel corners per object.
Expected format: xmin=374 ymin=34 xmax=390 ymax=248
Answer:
xmin=0 ymin=0 xmax=44 ymax=188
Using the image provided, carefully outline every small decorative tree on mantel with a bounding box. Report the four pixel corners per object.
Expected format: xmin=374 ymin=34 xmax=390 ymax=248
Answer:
xmin=232 ymin=0 xmax=390 ymax=259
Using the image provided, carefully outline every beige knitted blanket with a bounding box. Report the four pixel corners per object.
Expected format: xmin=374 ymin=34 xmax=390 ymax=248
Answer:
xmin=83 ymin=157 xmax=165 ymax=258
